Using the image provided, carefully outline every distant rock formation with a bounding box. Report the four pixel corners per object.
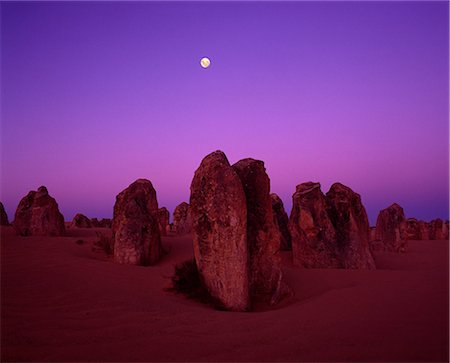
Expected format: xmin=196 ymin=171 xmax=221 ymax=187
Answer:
xmin=112 ymin=179 xmax=162 ymax=265
xmin=418 ymin=221 xmax=430 ymax=240
xmin=190 ymin=151 xmax=250 ymax=311
xmin=99 ymin=218 xmax=112 ymax=228
xmin=429 ymin=219 xmax=448 ymax=240
xmin=173 ymin=202 xmax=191 ymax=235
xmin=374 ymin=203 xmax=408 ymax=252
xmin=406 ymin=218 xmax=420 ymax=240
xmin=270 ymin=193 xmax=292 ymax=250
xmin=13 ymin=186 xmax=65 ymax=236
xmin=0 ymin=202 xmax=9 ymax=226
xmin=70 ymin=213 xmax=92 ymax=228
xmin=405 ymin=218 xmax=431 ymax=240
xmin=232 ymin=159 xmax=283 ymax=303
xmin=90 ymin=218 xmax=100 ymax=227
xmin=326 ymin=183 xmax=375 ymax=269
xmin=289 ymin=182 xmax=339 ymax=268
xmin=157 ymin=207 xmax=170 ymax=236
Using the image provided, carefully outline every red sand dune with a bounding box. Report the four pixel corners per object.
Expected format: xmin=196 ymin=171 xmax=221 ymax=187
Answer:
xmin=1 ymin=226 xmax=448 ymax=362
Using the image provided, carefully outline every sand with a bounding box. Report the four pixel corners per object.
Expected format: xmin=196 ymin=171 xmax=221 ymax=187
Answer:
xmin=1 ymin=226 xmax=448 ymax=362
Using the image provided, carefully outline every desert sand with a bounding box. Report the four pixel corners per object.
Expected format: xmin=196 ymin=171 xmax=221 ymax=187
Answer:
xmin=1 ymin=225 xmax=448 ymax=362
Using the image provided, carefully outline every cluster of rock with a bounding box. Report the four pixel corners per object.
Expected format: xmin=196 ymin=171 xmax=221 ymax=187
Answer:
xmin=112 ymin=179 xmax=162 ymax=266
xmin=289 ymin=182 xmax=375 ymax=269
xmin=173 ymin=202 xmax=191 ymax=235
xmin=190 ymin=151 xmax=286 ymax=311
xmin=13 ymin=186 xmax=65 ymax=236
xmin=0 ymin=202 xmax=9 ymax=226
xmin=370 ymin=204 xmax=449 ymax=251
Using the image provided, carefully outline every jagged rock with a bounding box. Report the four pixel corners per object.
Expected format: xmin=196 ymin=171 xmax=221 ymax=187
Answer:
xmin=99 ymin=218 xmax=112 ymax=228
xmin=429 ymin=219 xmax=448 ymax=240
xmin=326 ymin=183 xmax=376 ymax=269
xmin=190 ymin=151 xmax=250 ymax=311
xmin=374 ymin=203 xmax=408 ymax=252
xmin=289 ymin=182 xmax=339 ymax=268
xmin=13 ymin=186 xmax=65 ymax=236
xmin=270 ymin=193 xmax=292 ymax=250
xmin=0 ymin=202 xmax=9 ymax=226
xmin=112 ymin=179 xmax=162 ymax=265
xmin=173 ymin=202 xmax=191 ymax=235
xmin=406 ymin=218 xmax=420 ymax=240
xmin=418 ymin=221 xmax=430 ymax=240
xmin=157 ymin=207 xmax=170 ymax=236
xmin=90 ymin=218 xmax=100 ymax=227
xmin=70 ymin=213 xmax=92 ymax=228
xmin=232 ymin=159 xmax=283 ymax=303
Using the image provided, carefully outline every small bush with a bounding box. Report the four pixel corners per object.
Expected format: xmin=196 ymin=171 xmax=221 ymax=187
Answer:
xmin=168 ymin=258 xmax=225 ymax=310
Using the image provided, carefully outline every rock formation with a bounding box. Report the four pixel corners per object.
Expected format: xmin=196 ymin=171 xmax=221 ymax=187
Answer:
xmin=289 ymin=182 xmax=339 ymax=268
xmin=232 ymin=159 xmax=283 ymax=302
xmin=0 ymin=202 xmax=9 ymax=226
xmin=70 ymin=213 xmax=92 ymax=228
xmin=406 ymin=218 xmax=420 ymax=240
xmin=190 ymin=151 xmax=250 ymax=311
xmin=99 ymin=218 xmax=112 ymax=228
xmin=289 ymin=182 xmax=375 ymax=268
xmin=13 ymin=186 xmax=65 ymax=236
xmin=374 ymin=203 xmax=408 ymax=252
xmin=173 ymin=202 xmax=191 ymax=235
xmin=369 ymin=227 xmax=376 ymax=241
xmin=90 ymin=218 xmax=100 ymax=227
xmin=429 ymin=219 xmax=448 ymax=240
xmin=418 ymin=221 xmax=430 ymax=240
xmin=326 ymin=183 xmax=375 ymax=269
xmin=112 ymin=179 xmax=162 ymax=266
xmin=157 ymin=207 xmax=170 ymax=236
xmin=270 ymin=193 xmax=292 ymax=250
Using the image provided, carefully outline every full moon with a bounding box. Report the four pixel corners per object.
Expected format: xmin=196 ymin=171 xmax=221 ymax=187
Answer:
xmin=200 ymin=57 xmax=211 ymax=68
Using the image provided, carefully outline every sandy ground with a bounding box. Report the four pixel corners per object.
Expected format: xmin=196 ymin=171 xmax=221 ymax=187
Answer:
xmin=1 ymin=226 xmax=448 ymax=362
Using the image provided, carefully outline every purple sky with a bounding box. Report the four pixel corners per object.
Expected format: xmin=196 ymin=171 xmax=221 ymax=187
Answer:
xmin=1 ymin=1 xmax=448 ymax=225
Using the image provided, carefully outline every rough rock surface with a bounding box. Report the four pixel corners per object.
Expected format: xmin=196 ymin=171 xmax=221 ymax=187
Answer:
xmin=375 ymin=203 xmax=408 ymax=252
xmin=157 ymin=207 xmax=170 ymax=236
xmin=190 ymin=151 xmax=250 ymax=311
xmin=418 ymin=221 xmax=430 ymax=240
xmin=13 ymin=186 xmax=65 ymax=236
xmin=71 ymin=213 xmax=92 ymax=228
xmin=406 ymin=218 xmax=420 ymax=240
xmin=429 ymin=219 xmax=448 ymax=240
xmin=0 ymin=202 xmax=9 ymax=226
xmin=232 ymin=159 xmax=283 ymax=302
xmin=289 ymin=182 xmax=339 ymax=268
xmin=173 ymin=202 xmax=191 ymax=235
xmin=90 ymin=218 xmax=100 ymax=227
xmin=99 ymin=218 xmax=112 ymax=228
xmin=270 ymin=193 xmax=292 ymax=250
xmin=326 ymin=183 xmax=376 ymax=269
xmin=369 ymin=227 xmax=377 ymax=241
xmin=112 ymin=179 xmax=162 ymax=266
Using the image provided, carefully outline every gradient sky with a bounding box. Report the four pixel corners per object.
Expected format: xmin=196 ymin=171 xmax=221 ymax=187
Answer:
xmin=1 ymin=1 xmax=448 ymax=224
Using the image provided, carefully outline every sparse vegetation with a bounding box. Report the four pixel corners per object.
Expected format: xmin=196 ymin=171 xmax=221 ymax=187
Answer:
xmin=168 ymin=258 xmax=225 ymax=310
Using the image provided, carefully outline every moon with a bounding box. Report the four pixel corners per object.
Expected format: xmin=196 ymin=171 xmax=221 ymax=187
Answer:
xmin=200 ymin=57 xmax=211 ymax=68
